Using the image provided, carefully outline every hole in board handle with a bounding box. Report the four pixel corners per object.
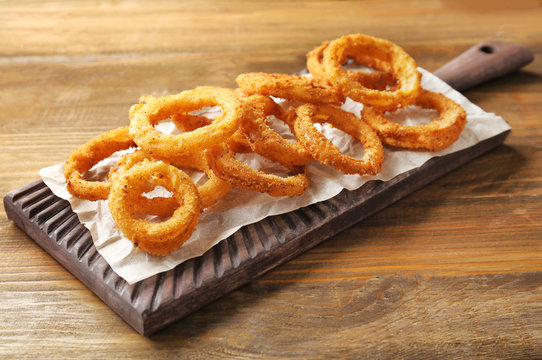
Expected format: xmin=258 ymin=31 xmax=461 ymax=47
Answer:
xmin=479 ymin=45 xmax=495 ymax=54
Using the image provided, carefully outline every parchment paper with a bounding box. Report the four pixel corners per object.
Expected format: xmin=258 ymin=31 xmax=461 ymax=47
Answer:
xmin=40 ymin=69 xmax=511 ymax=284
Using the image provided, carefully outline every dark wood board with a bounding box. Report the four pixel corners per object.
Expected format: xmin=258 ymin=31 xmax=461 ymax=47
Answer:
xmin=4 ymin=128 xmax=510 ymax=336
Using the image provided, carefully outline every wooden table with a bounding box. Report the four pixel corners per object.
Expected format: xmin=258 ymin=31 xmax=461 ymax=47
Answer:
xmin=1 ymin=1 xmax=541 ymax=358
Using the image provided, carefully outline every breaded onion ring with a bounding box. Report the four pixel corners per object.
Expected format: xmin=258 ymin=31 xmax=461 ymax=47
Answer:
xmin=307 ymin=41 xmax=396 ymax=91
xmin=171 ymin=112 xmax=253 ymax=154
xmin=108 ymin=160 xmax=201 ymax=256
xmin=321 ymin=33 xmax=421 ymax=108
xmin=206 ymin=143 xmax=311 ymax=197
xmin=238 ymin=95 xmax=313 ymax=166
xmin=236 ymin=72 xmax=345 ymax=105
xmin=361 ymin=89 xmax=467 ymax=151
xmin=129 ymin=86 xmax=246 ymax=157
xmin=112 ymin=149 xmax=232 ymax=209
xmin=64 ymin=126 xmax=136 ymax=201
xmin=292 ymin=104 xmax=384 ymax=176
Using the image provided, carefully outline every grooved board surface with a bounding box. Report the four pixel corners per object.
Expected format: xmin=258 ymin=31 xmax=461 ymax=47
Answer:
xmin=3 ymin=129 xmax=509 ymax=336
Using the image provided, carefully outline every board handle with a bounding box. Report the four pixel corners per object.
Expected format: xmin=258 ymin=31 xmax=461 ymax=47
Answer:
xmin=433 ymin=40 xmax=534 ymax=91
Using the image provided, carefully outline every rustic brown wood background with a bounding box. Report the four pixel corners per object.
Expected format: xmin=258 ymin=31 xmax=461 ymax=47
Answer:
xmin=1 ymin=0 xmax=541 ymax=358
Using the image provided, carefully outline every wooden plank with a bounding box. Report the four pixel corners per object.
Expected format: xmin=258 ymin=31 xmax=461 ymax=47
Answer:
xmin=3 ymin=129 xmax=509 ymax=336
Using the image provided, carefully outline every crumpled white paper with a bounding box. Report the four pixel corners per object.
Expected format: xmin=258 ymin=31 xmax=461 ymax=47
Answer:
xmin=40 ymin=69 xmax=510 ymax=284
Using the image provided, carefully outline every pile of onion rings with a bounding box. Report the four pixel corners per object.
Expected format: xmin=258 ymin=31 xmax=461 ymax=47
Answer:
xmin=63 ymin=33 xmax=467 ymax=256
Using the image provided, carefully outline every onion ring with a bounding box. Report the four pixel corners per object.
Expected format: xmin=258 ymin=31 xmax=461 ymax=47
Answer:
xmin=291 ymin=104 xmax=384 ymax=176
xmin=109 ymin=150 xmax=186 ymax=217
xmin=129 ymin=86 xmax=246 ymax=157
xmin=108 ymin=160 xmax=201 ymax=256
xmin=238 ymin=95 xmax=313 ymax=166
xmin=171 ymin=112 xmax=253 ymax=154
xmin=307 ymin=41 xmax=396 ymax=91
xmin=64 ymin=126 xmax=136 ymax=201
xmin=321 ymin=33 xmax=421 ymax=108
xmin=361 ymin=89 xmax=467 ymax=151
xmin=206 ymin=143 xmax=311 ymax=197
xmin=112 ymin=149 xmax=233 ymax=209
xmin=236 ymin=72 xmax=345 ymax=105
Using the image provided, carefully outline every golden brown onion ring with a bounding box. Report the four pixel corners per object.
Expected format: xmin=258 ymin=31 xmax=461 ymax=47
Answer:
xmin=206 ymin=143 xmax=311 ymax=197
xmin=112 ymin=149 xmax=233 ymax=209
xmin=171 ymin=112 xmax=253 ymax=154
xmin=321 ymin=33 xmax=421 ymax=108
xmin=64 ymin=126 xmax=136 ymax=201
xmin=238 ymin=95 xmax=313 ymax=166
xmin=129 ymin=86 xmax=246 ymax=157
xmin=306 ymin=40 xmax=397 ymax=91
xmin=108 ymin=160 xmax=201 ymax=256
xmin=236 ymin=72 xmax=345 ymax=105
xmin=361 ymin=89 xmax=467 ymax=151
xmin=292 ymin=104 xmax=384 ymax=176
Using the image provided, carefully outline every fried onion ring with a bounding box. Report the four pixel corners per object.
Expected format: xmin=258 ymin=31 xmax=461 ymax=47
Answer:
xmin=112 ymin=149 xmax=233 ymax=209
xmin=238 ymin=95 xmax=313 ymax=166
xmin=361 ymin=89 xmax=467 ymax=151
xmin=206 ymin=143 xmax=311 ymax=197
xmin=236 ymin=72 xmax=345 ymax=105
xmin=129 ymin=86 xmax=246 ymax=157
xmin=321 ymin=33 xmax=421 ymax=108
xmin=108 ymin=160 xmax=201 ymax=256
xmin=64 ymin=126 xmax=136 ymax=201
xmin=171 ymin=112 xmax=253 ymax=154
xmin=292 ymin=104 xmax=384 ymax=176
xmin=307 ymin=41 xmax=396 ymax=91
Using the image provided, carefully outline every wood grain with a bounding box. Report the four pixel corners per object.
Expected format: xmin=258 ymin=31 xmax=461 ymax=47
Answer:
xmin=1 ymin=0 xmax=541 ymax=358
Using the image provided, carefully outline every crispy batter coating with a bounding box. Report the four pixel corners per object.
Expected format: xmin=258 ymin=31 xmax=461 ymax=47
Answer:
xmin=206 ymin=143 xmax=311 ymax=197
xmin=307 ymin=40 xmax=397 ymax=91
xmin=171 ymin=112 xmax=253 ymax=154
xmin=236 ymin=72 xmax=345 ymax=105
xmin=321 ymin=33 xmax=421 ymax=109
xmin=111 ymin=149 xmax=232 ymax=209
xmin=292 ymin=104 xmax=384 ymax=176
xmin=64 ymin=126 xmax=136 ymax=201
xmin=108 ymin=160 xmax=201 ymax=256
xmin=239 ymin=95 xmax=313 ymax=166
xmin=361 ymin=89 xmax=467 ymax=151
xmin=129 ymin=86 xmax=246 ymax=157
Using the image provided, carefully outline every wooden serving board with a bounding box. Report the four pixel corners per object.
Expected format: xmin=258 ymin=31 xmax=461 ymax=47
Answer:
xmin=3 ymin=131 xmax=509 ymax=335
xmin=2 ymin=40 xmax=530 ymax=336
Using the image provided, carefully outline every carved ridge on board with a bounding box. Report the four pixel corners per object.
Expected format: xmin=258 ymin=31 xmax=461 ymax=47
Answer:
xmin=11 ymin=181 xmax=47 ymax=203
xmin=254 ymin=220 xmax=273 ymax=251
xmin=150 ymin=273 xmax=166 ymax=312
xmin=114 ymin=275 xmax=127 ymax=293
xmin=26 ymin=192 xmax=55 ymax=218
xmin=53 ymin=213 xmax=80 ymax=241
xmin=264 ymin=216 xmax=287 ymax=245
xmin=85 ymin=246 xmax=101 ymax=268
xmin=43 ymin=203 xmax=72 ymax=234
xmin=226 ymin=234 xmax=241 ymax=268
xmin=65 ymin=226 xmax=86 ymax=251
xmin=76 ymin=235 xmax=95 ymax=260
xmin=212 ymin=242 xmax=226 ymax=278
xmin=192 ymin=256 xmax=203 ymax=288
xmin=18 ymin=182 xmax=48 ymax=207
xmin=36 ymin=198 xmax=68 ymax=224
